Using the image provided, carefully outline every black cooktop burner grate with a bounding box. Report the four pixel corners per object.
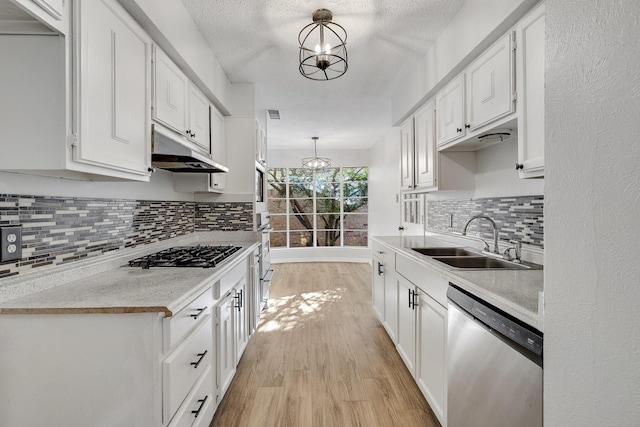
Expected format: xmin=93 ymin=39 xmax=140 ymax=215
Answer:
xmin=128 ymin=245 xmax=242 ymax=269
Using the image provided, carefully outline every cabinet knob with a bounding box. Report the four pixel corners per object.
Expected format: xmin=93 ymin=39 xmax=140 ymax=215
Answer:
xmin=398 ymin=226 xmax=405 ymax=231
xmin=191 ymin=132 xmax=196 ymax=138
xmin=456 ymin=128 xmax=462 ymax=133
xmin=515 ymin=163 xmax=524 ymax=170
xmin=186 ymin=129 xmax=191 ymax=134
xmin=465 ymin=124 xmax=471 ymax=129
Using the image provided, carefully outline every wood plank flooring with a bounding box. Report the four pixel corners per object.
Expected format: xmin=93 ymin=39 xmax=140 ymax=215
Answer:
xmin=209 ymin=262 xmax=440 ymax=427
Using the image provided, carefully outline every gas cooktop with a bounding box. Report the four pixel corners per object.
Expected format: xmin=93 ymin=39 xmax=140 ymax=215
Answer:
xmin=128 ymin=245 xmax=242 ymax=269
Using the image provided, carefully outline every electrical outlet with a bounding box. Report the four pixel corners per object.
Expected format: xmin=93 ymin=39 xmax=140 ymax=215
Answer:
xmin=1 ymin=226 xmax=22 ymax=262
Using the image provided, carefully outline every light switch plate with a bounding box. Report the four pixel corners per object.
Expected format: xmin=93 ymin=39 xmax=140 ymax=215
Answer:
xmin=1 ymin=226 xmax=22 ymax=262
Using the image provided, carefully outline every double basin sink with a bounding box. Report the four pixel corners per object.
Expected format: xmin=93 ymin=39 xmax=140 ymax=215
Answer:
xmin=411 ymin=247 xmax=542 ymax=270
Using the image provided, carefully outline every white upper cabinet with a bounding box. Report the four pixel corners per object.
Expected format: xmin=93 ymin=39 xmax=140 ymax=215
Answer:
xmin=11 ymin=0 xmax=68 ymax=33
xmin=188 ymin=82 xmax=210 ymax=150
xmin=153 ymin=46 xmax=213 ymax=152
xmin=414 ymin=101 xmax=436 ymax=188
xmin=153 ymin=46 xmax=189 ymax=135
xmin=436 ymin=75 xmax=465 ymax=146
xmin=74 ymin=0 xmax=151 ymax=176
xmin=465 ymin=32 xmax=515 ymax=131
xmin=516 ymin=2 xmax=545 ymax=178
xmin=400 ymin=118 xmax=415 ymax=190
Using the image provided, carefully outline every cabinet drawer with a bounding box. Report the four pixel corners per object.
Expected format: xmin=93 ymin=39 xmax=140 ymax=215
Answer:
xmin=163 ymin=317 xmax=213 ymax=423
xmin=168 ymin=366 xmax=215 ymax=427
xmin=215 ymin=258 xmax=246 ymax=299
xmin=396 ymin=254 xmax=448 ymax=307
xmin=371 ymin=241 xmax=395 ymax=268
xmin=164 ymin=288 xmax=213 ymax=351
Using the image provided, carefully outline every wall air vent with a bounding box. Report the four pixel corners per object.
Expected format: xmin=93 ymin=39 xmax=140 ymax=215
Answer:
xmin=268 ymin=109 xmax=281 ymax=120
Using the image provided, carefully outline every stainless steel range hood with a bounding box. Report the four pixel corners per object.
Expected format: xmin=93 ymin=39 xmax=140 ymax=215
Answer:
xmin=151 ymin=124 xmax=228 ymax=173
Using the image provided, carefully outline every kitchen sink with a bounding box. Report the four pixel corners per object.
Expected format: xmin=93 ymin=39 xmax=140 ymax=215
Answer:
xmin=411 ymin=247 xmax=478 ymax=257
xmin=433 ymin=256 xmax=540 ymax=270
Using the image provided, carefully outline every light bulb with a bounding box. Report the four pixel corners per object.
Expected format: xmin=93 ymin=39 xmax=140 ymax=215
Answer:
xmin=324 ymin=43 xmax=331 ymax=54
xmin=315 ymin=44 xmax=321 ymax=54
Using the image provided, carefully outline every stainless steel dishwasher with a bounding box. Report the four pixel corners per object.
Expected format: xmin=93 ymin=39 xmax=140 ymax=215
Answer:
xmin=447 ymin=284 xmax=543 ymax=427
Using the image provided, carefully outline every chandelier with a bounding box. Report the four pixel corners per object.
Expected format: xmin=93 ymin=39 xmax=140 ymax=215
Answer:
xmin=302 ymin=137 xmax=331 ymax=170
xmin=298 ymin=9 xmax=348 ymax=81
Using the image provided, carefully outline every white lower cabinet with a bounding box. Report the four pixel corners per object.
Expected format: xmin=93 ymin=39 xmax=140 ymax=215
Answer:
xmin=234 ymin=279 xmax=249 ymax=362
xmin=396 ymin=275 xmax=418 ymax=375
xmin=374 ymin=248 xmax=448 ymax=427
xmin=372 ymin=241 xmax=398 ymax=343
xmin=216 ymin=290 xmax=237 ymax=403
xmin=168 ymin=366 xmax=215 ymax=427
xmin=416 ymin=291 xmax=447 ymax=426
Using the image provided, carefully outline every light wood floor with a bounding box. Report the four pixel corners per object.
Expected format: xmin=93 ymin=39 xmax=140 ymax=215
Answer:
xmin=209 ymin=262 xmax=440 ymax=427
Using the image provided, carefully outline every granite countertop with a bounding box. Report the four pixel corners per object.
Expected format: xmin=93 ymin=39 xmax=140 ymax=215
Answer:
xmin=0 ymin=231 xmax=261 ymax=317
xmin=372 ymin=234 xmax=544 ymax=331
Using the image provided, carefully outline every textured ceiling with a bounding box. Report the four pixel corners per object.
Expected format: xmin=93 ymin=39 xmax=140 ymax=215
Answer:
xmin=181 ymin=0 xmax=466 ymax=150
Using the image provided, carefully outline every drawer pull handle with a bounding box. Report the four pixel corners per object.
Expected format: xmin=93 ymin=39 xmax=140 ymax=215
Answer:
xmin=191 ymin=395 xmax=208 ymax=418
xmin=190 ymin=307 xmax=207 ymax=320
xmin=191 ymin=350 xmax=208 ymax=369
xmin=377 ymin=261 xmax=384 ymax=276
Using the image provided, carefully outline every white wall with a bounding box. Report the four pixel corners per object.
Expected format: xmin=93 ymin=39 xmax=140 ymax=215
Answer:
xmin=545 ymin=1 xmax=640 ymax=426
xmin=267 ymin=148 xmax=370 ymax=168
xmin=391 ymin=0 xmax=539 ymax=125
xmin=368 ymin=128 xmax=401 ymax=237
xmin=0 ymin=170 xmax=194 ymax=201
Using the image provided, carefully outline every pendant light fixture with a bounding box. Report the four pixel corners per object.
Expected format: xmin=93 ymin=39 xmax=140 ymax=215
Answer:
xmin=302 ymin=137 xmax=331 ymax=170
xmin=298 ymin=9 xmax=348 ymax=81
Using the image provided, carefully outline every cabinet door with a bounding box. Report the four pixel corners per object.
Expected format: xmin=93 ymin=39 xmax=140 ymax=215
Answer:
xmin=466 ymin=32 xmax=515 ymax=131
xmin=372 ymin=255 xmax=385 ymax=321
xmin=383 ymin=270 xmax=398 ymax=344
xmin=400 ymin=118 xmax=414 ymax=190
xmin=396 ymin=276 xmax=417 ymax=375
xmin=516 ymin=3 xmax=545 ymax=178
xmin=234 ymin=280 xmax=249 ymax=362
xmin=210 ymin=108 xmax=226 ymax=191
xmin=75 ymin=0 xmax=151 ymax=176
xmin=217 ymin=294 xmax=236 ymax=401
xmin=414 ymin=101 xmax=436 ymax=189
xmin=188 ymin=83 xmax=210 ymax=150
xmin=154 ymin=47 xmax=188 ymax=134
xmin=416 ymin=292 xmax=447 ymax=426
xmin=436 ymin=75 xmax=465 ymax=146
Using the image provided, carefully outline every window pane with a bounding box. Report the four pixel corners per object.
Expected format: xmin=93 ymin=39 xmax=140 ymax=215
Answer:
xmin=343 ymin=167 xmax=368 ymax=181
xmin=344 ymin=231 xmax=368 ymax=246
xmin=315 ymin=181 xmax=340 ymax=198
xmin=344 ymin=198 xmax=368 ymax=213
xmin=271 ymin=231 xmax=287 ymax=247
xmin=343 ymin=182 xmax=368 ymax=198
xmin=268 ymin=181 xmax=287 ymax=199
xmin=288 ymin=168 xmax=314 ymax=183
xmin=267 ymin=168 xmax=287 ymax=182
xmin=270 ymin=214 xmax=287 ymax=231
xmin=289 ymin=214 xmax=313 ymax=231
xmin=268 ymin=199 xmax=287 ymax=213
xmin=290 ymin=231 xmax=313 ymax=247
xmin=289 ymin=199 xmax=313 ymax=214
xmin=315 ymin=168 xmax=340 ymax=184
xmin=316 ymin=198 xmax=340 ymax=214
xmin=317 ymin=214 xmax=341 ymax=230
xmin=317 ymin=230 xmax=341 ymax=247
xmin=289 ymin=183 xmax=314 ymax=198
xmin=344 ymin=214 xmax=368 ymax=230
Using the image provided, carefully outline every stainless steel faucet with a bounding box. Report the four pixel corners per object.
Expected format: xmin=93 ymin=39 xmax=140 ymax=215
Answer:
xmin=462 ymin=215 xmax=500 ymax=254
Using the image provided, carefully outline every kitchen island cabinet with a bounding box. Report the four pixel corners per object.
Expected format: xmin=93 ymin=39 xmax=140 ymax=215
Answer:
xmin=0 ymin=235 xmax=261 ymax=427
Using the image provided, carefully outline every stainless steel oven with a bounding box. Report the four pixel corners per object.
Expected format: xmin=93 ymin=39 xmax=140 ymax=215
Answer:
xmin=256 ymin=212 xmax=273 ymax=309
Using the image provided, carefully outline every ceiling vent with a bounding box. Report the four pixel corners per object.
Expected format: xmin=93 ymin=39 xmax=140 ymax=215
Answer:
xmin=268 ymin=109 xmax=280 ymax=120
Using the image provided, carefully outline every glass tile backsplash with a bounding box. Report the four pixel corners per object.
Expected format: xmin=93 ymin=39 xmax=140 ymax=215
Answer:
xmin=0 ymin=195 xmax=254 ymax=278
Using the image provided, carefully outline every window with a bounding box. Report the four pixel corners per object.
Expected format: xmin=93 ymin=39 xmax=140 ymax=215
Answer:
xmin=267 ymin=167 xmax=368 ymax=248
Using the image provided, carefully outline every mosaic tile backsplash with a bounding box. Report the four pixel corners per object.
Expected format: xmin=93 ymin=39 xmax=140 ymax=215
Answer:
xmin=195 ymin=202 xmax=254 ymax=232
xmin=0 ymin=195 xmax=254 ymax=278
xmin=427 ymin=195 xmax=544 ymax=248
